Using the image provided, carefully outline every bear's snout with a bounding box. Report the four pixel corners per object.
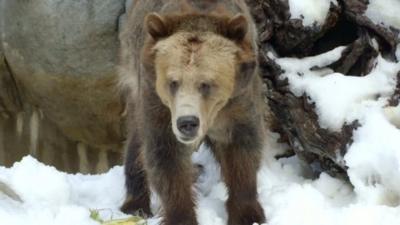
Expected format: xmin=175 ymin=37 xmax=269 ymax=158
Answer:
xmin=177 ymin=115 xmax=199 ymax=139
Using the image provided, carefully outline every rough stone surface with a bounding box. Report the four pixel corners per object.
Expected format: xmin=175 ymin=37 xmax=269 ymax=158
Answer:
xmin=0 ymin=0 xmax=2 ymax=51
xmin=0 ymin=54 xmax=22 ymax=117
xmin=1 ymin=0 xmax=125 ymax=148
xmin=0 ymin=0 xmax=127 ymax=172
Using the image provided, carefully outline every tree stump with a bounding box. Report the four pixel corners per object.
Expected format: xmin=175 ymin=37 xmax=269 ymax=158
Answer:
xmin=247 ymin=0 xmax=400 ymax=178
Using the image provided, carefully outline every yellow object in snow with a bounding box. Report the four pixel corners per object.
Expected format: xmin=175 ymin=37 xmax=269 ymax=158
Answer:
xmin=90 ymin=209 xmax=146 ymax=225
xmin=102 ymin=217 xmax=146 ymax=225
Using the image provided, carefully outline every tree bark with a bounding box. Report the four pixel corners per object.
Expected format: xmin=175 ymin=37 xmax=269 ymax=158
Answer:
xmin=247 ymin=0 xmax=400 ymax=178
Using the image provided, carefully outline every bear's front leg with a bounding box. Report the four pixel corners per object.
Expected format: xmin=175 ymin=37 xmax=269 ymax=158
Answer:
xmin=121 ymin=131 xmax=152 ymax=217
xmin=211 ymin=122 xmax=266 ymax=225
xmin=144 ymin=126 xmax=198 ymax=225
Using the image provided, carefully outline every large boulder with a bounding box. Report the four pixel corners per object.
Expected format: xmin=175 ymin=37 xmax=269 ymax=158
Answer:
xmin=0 ymin=0 xmax=127 ymax=172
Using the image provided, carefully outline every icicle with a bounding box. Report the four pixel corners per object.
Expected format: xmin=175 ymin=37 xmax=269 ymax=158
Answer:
xmin=0 ymin=119 xmax=5 ymax=165
xmin=16 ymin=112 xmax=24 ymax=138
xmin=96 ymin=148 xmax=109 ymax=173
xmin=77 ymin=142 xmax=90 ymax=174
xmin=29 ymin=109 xmax=40 ymax=157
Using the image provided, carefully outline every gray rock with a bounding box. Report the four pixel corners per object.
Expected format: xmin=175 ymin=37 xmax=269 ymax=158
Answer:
xmin=119 ymin=0 xmax=134 ymax=36
xmin=126 ymin=0 xmax=134 ymax=12
xmin=0 ymin=0 xmax=3 ymax=48
xmin=0 ymin=0 xmax=127 ymax=162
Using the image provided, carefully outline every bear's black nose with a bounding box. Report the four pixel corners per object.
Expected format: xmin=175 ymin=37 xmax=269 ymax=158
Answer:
xmin=177 ymin=116 xmax=199 ymax=138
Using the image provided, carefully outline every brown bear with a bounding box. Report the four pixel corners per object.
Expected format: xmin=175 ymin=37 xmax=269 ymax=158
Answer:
xmin=118 ymin=1 xmax=267 ymax=225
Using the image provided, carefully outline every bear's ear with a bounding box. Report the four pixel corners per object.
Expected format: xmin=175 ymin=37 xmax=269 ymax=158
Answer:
xmin=226 ymin=14 xmax=248 ymax=41
xmin=145 ymin=13 xmax=169 ymax=40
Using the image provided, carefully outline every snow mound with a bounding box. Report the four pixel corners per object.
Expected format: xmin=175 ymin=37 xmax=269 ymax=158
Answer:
xmin=1 ymin=129 xmax=400 ymax=225
xmin=346 ymin=108 xmax=400 ymax=206
xmin=269 ymin=43 xmax=400 ymax=215
xmin=365 ymin=0 xmax=400 ymax=30
xmin=288 ymin=0 xmax=337 ymax=26
xmin=0 ymin=156 xmax=126 ymax=225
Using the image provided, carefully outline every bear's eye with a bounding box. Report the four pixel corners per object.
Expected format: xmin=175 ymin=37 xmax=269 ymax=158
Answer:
xmin=199 ymin=82 xmax=211 ymax=96
xmin=169 ymin=80 xmax=179 ymax=94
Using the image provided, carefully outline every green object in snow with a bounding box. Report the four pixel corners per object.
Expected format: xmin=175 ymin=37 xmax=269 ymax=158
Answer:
xmin=90 ymin=209 xmax=146 ymax=225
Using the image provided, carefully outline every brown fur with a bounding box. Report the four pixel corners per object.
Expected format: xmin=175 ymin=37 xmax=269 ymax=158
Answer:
xmin=119 ymin=1 xmax=266 ymax=225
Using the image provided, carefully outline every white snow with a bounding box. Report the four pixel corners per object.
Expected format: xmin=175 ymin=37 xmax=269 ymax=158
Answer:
xmin=288 ymin=0 xmax=337 ymax=26
xmin=0 ymin=157 xmax=127 ymax=225
xmin=270 ymin=46 xmax=400 ymax=131
xmin=1 ymin=124 xmax=400 ymax=225
xmin=345 ymin=108 xmax=400 ymax=206
xmin=365 ymin=0 xmax=400 ymax=30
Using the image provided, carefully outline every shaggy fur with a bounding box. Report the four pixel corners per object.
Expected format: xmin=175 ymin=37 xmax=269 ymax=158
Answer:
xmin=119 ymin=1 xmax=267 ymax=225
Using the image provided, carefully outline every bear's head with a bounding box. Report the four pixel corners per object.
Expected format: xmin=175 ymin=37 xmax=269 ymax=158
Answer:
xmin=143 ymin=12 xmax=256 ymax=144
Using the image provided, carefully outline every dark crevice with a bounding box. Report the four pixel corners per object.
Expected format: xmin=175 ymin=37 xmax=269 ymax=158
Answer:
xmin=117 ymin=0 xmax=129 ymax=33
xmin=3 ymin=58 xmax=23 ymax=110
xmin=311 ymin=17 xmax=359 ymax=55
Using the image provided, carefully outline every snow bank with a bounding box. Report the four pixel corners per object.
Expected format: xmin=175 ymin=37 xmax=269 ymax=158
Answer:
xmin=265 ymin=44 xmax=400 ymax=224
xmin=365 ymin=0 xmax=400 ymax=30
xmin=346 ymin=108 xmax=400 ymax=206
xmin=288 ymin=0 xmax=337 ymax=26
xmin=2 ymin=129 xmax=400 ymax=225
xmin=0 ymin=157 xmax=126 ymax=225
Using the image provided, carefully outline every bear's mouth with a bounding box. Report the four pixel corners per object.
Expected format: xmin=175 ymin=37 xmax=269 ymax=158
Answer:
xmin=176 ymin=135 xmax=198 ymax=145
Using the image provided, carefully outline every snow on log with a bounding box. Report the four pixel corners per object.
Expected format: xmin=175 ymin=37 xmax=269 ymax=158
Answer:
xmin=247 ymin=0 xmax=400 ymax=178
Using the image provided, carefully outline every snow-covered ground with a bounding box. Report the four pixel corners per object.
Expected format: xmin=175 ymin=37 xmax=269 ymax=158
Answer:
xmin=0 ymin=157 xmax=126 ymax=225
xmin=0 ymin=126 xmax=400 ymax=225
